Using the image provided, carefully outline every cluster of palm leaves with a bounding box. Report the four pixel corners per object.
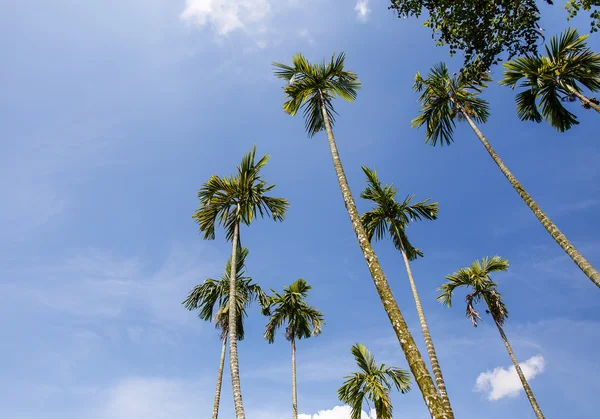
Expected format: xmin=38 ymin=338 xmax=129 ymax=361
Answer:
xmin=184 ymin=26 xmax=598 ymax=419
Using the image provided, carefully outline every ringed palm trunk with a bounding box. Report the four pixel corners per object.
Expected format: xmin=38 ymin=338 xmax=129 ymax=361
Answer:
xmin=398 ymin=242 xmax=452 ymax=413
xmin=566 ymin=85 xmax=600 ymax=113
xmin=228 ymin=220 xmax=245 ymax=419
xmin=291 ymin=336 xmax=298 ymax=419
xmin=492 ymin=317 xmax=545 ymax=419
xmin=460 ymin=110 xmax=600 ymax=288
xmin=212 ymin=335 xmax=227 ymax=419
xmin=318 ymin=94 xmax=453 ymax=419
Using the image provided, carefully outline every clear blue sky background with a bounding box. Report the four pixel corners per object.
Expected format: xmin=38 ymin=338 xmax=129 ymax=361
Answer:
xmin=1 ymin=1 xmax=599 ymax=418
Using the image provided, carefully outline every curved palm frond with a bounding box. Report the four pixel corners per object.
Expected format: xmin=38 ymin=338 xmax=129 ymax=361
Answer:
xmin=273 ymin=52 xmax=361 ymax=137
xmin=439 ymin=256 xmax=510 ymax=326
xmin=338 ymin=343 xmax=411 ymax=419
xmin=500 ymin=27 xmax=600 ymax=131
xmin=264 ymin=278 xmax=324 ymax=344
xmin=412 ymin=62 xmax=491 ymax=146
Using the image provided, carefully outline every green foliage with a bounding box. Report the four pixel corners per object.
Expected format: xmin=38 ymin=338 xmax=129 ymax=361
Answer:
xmin=360 ymin=166 xmax=438 ymax=260
xmin=389 ymin=0 xmax=545 ymax=74
xmin=264 ymin=279 xmax=324 ymax=344
xmin=565 ymin=0 xmax=600 ymax=33
xmin=412 ymin=62 xmax=490 ymax=146
xmin=500 ymin=28 xmax=600 ymax=132
xmin=193 ymin=146 xmax=289 ymax=241
xmin=438 ymin=256 xmax=510 ymax=327
xmin=338 ymin=343 xmax=411 ymax=419
xmin=182 ymin=246 xmax=269 ymax=340
xmin=273 ymin=52 xmax=361 ymax=137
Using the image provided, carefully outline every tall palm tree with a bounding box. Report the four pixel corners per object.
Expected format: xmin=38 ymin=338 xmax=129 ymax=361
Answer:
xmin=360 ymin=166 xmax=451 ymax=412
xmin=438 ymin=256 xmax=545 ymax=419
xmin=264 ymin=279 xmax=324 ymax=419
xmin=412 ymin=62 xmax=600 ymax=289
xmin=183 ymin=247 xmax=267 ymax=419
xmin=338 ymin=343 xmax=411 ymax=419
xmin=193 ymin=147 xmax=289 ymax=419
xmin=274 ymin=52 xmax=453 ymax=419
xmin=499 ymin=28 xmax=600 ymax=132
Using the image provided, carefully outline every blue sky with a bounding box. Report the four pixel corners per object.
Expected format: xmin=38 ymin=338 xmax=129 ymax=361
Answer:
xmin=1 ymin=1 xmax=599 ymax=418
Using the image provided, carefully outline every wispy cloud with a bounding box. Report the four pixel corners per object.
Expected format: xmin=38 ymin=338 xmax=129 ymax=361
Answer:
xmin=180 ymin=0 xmax=271 ymax=35
xmin=474 ymin=355 xmax=546 ymax=401
xmin=300 ymin=405 xmax=375 ymax=419
xmin=354 ymin=0 xmax=371 ymax=22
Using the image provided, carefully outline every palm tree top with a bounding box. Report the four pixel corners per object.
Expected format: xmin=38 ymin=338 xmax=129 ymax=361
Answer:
xmin=273 ymin=52 xmax=361 ymax=137
xmin=438 ymin=256 xmax=510 ymax=327
xmin=264 ymin=278 xmax=324 ymax=344
xmin=182 ymin=246 xmax=268 ymax=340
xmin=499 ymin=28 xmax=600 ymax=132
xmin=193 ymin=146 xmax=289 ymax=241
xmin=360 ymin=166 xmax=438 ymax=260
xmin=338 ymin=343 xmax=411 ymax=419
xmin=412 ymin=62 xmax=491 ymax=147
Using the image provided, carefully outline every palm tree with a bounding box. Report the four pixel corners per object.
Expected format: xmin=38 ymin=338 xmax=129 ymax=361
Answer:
xmin=412 ymin=62 xmax=600 ymax=289
xmin=499 ymin=28 xmax=600 ymax=132
xmin=193 ymin=147 xmax=289 ymax=419
xmin=360 ymin=166 xmax=451 ymax=412
xmin=338 ymin=343 xmax=411 ymax=419
xmin=439 ymin=256 xmax=545 ymax=419
xmin=274 ymin=52 xmax=453 ymax=419
xmin=264 ymin=279 xmax=324 ymax=419
xmin=183 ymin=247 xmax=267 ymax=419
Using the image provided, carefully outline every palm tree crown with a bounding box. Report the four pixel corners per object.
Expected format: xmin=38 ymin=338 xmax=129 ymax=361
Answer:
xmin=183 ymin=247 xmax=268 ymax=339
xmin=264 ymin=278 xmax=324 ymax=343
xmin=273 ymin=52 xmax=361 ymax=137
xmin=438 ymin=256 xmax=510 ymax=327
xmin=360 ymin=166 xmax=438 ymax=260
xmin=193 ymin=146 xmax=289 ymax=242
xmin=338 ymin=343 xmax=411 ymax=419
xmin=499 ymin=28 xmax=600 ymax=132
xmin=412 ymin=62 xmax=490 ymax=146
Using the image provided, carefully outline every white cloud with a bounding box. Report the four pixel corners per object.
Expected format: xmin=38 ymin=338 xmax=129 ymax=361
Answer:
xmin=300 ymin=405 xmax=375 ymax=419
xmin=474 ymin=355 xmax=546 ymax=401
xmin=354 ymin=0 xmax=371 ymax=22
xmin=102 ymin=377 xmax=210 ymax=419
xmin=181 ymin=0 xmax=271 ymax=35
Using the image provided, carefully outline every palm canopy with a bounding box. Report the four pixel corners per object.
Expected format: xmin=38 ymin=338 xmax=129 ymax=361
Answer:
xmin=264 ymin=279 xmax=324 ymax=344
xmin=183 ymin=246 xmax=268 ymax=340
xmin=412 ymin=62 xmax=491 ymax=146
xmin=360 ymin=166 xmax=438 ymax=261
xmin=273 ymin=52 xmax=361 ymax=137
xmin=193 ymin=146 xmax=289 ymax=242
xmin=499 ymin=28 xmax=600 ymax=132
xmin=438 ymin=256 xmax=510 ymax=327
xmin=338 ymin=343 xmax=411 ymax=419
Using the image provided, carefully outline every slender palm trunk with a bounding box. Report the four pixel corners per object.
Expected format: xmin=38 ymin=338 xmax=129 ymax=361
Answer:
xmin=212 ymin=335 xmax=227 ymax=419
xmin=461 ymin=110 xmax=600 ymax=288
xmin=228 ymin=220 xmax=245 ymax=419
xmin=492 ymin=318 xmax=545 ymax=419
xmin=567 ymin=86 xmax=600 ymax=113
xmin=318 ymin=96 xmax=453 ymax=419
xmin=291 ymin=337 xmax=298 ymax=419
xmin=399 ymin=244 xmax=452 ymax=413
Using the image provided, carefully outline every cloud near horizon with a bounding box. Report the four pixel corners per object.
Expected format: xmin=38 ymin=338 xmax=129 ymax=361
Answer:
xmin=300 ymin=405 xmax=375 ymax=419
xmin=474 ymin=355 xmax=546 ymax=401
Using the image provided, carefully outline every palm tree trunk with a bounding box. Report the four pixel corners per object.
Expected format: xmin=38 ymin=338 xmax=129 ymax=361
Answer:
xmin=228 ymin=220 xmax=245 ymax=419
xmin=492 ymin=318 xmax=545 ymax=419
xmin=212 ymin=335 xmax=227 ymax=419
xmin=318 ymin=95 xmax=453 ymax=419
xmin=461 ymin=110 xmax=600 ymax=289
xmin=291 ymin=337 xmax=298 ymax=419
xmin=566 ymin=86 xmax=600 ymax=113
xmin=399 ymin=244 xmax=452 ymax=413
